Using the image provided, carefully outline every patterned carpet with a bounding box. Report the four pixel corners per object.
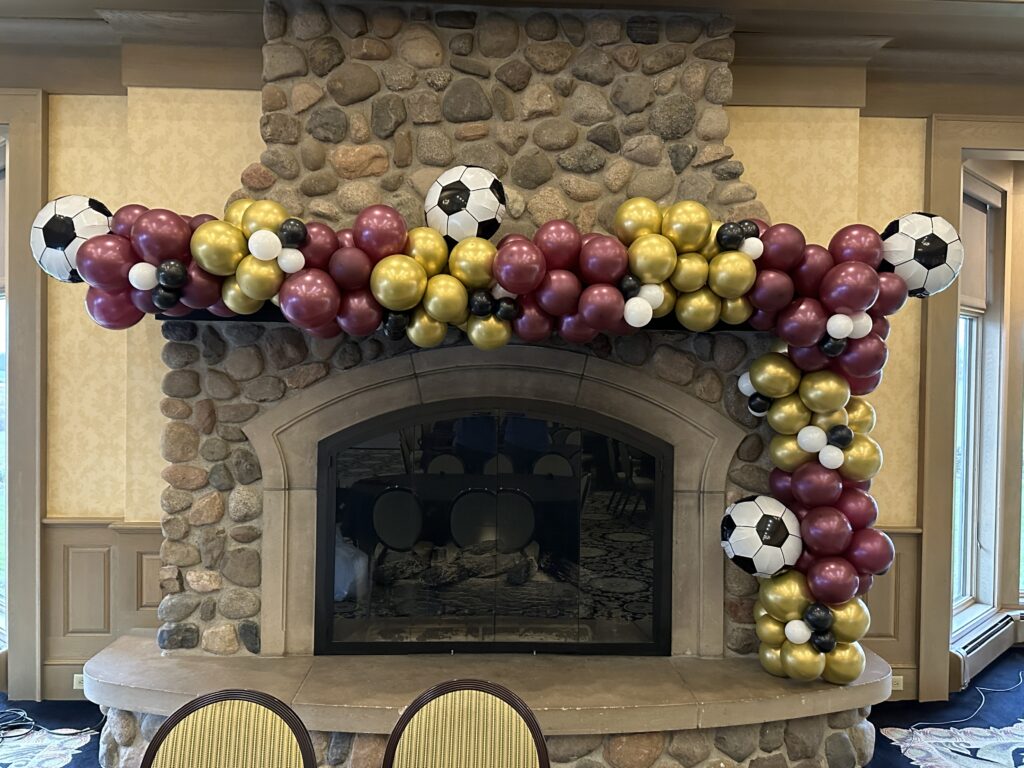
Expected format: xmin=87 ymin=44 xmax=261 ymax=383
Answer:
xmin=0 ymin=694 xmax=101 ymax=767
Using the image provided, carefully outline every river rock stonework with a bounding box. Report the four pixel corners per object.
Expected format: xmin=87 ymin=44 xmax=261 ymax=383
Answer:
xmin=236 ymin=1 xmax=768 ymax=231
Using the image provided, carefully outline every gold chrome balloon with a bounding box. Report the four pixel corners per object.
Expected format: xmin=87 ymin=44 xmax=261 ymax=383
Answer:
xmin=823 ymin=642 xmax=866 ymax=685
xmin=759 ymin=570 xmax=812 ymax=623
xmin=221 ymin=276 xmax=264 ymax=315
xmin=449 ymin=237 xmax=497 ymax=289
xmin=370 ymin=254 xmax=428 ymax=311
xmin=674 ymin=288 xmax=721 ymax=332
xmin=406 ymin=226 xmax=449 ymax=277
xmin=831 ymin=597 xmax=871 ymax=643
xmin=759 ymin=643 xmax=787 ymax=677
xmin=406 ymin=307 xmax=448 ymax=349
xmin=613 ymin=197 xmax=662 ymax=245
xmin=846 ymin=397 xmax=877 ymax=434
xmin=240 ymin=199 xmax=289 ymax=238
xmin=651 ymin=281 xmax=677 ymax=318
xmin=467 ymin=315 xmax=512 ymax=350
xmin=781 ymin=640 xmax=826 ymax=681
xmin=767 ymin=394 xmax=812 ymax=435
xmin=423 ymin=274 xmax=469 ymax=323
xmin=840 ymin=434 xmax=883 ymax=481
xmin=224 ymin=198 xmax=254 ymax=228
xmin=661 ymin=200 xmax=712 ymax=253
xmin=235 ymin=254 xmax=284 ymax=301
xmin=628 ymin=233 xmax=677 ymax=283
xmin=749 ymin=353 xmax=801 ymax=399
xmin=756 ymin=614 xmax=787 ymax=647
xmin=769 ymin=434 xmax=814 ymax=472
xmin=720 ymin=296 xmax=753 ymax=325
xmin=799 ymin=370 xmax=851 ymax=414
xmin=770 ymin=338 xmax=790 ymax=354
xmin=670 ymin=252 xmax=709 ymax=293
xmin=191 ymin=220 xmax=248 ymax=276
xmin=701 ymin=221 xmax=723 ymax=259
xmin=812 ymin=409 xmax=850 ymax=431
xmin=753 ymin=601 xmax=769 ymax=622
xmin=708 ymin=251 xmax=757 ymax=299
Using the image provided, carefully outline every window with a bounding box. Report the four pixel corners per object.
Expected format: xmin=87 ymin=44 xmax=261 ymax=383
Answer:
xmin=952 ymin=313 xmax=981 ymax=608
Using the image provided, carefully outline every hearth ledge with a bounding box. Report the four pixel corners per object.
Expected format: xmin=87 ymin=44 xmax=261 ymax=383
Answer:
xmin=84 ymin=635 xmax=891 ymax=735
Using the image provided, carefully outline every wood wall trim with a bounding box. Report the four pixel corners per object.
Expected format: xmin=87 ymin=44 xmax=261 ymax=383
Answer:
xmin=121 ymin=43 xmax=261 ymax=91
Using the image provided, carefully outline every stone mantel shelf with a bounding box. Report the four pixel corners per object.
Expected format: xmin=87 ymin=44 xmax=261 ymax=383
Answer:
xmin=84 ymin=635 xmax=891 ymax=736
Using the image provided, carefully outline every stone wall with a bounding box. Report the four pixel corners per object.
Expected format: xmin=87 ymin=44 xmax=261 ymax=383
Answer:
xmin=99 ymin=705 xmax=875 ymax=768
xmin=237 ymin=1 xmax=769 ymax=231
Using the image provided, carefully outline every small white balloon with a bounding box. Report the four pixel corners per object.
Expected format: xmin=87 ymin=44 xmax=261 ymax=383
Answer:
xmin=249 ymin=229 xmax=283 ymax=261
xmin=849 ymin=311 xmax=873 ymax=339
xmin=739 ymin=237 xmax=764 ymax=260
xmin=128 ymin=261 xmax=158 ymax=291
xmin=738 ymin=372 xmax=756 ymax=397
xmin=638 ymin=284 xmax=664 ymax=309
xmin=270 ymin=294 xmax=280 ymax=307
xmin=818 ymin=445 xmax=845 ymax=470
xmin=623 ymin=296 xmax=654 ymax=328
xmin=277 ymin=248 xmax=306 ymax=274
xmin=797 ymin=425 xmax=828 ymax=453
xmin=491 ymin=284 xmax=518 ymax=300
xmin=785 ymin=619 xmax=813 ymax=645
xmin=826 ymin=313 xmax=854 ymax=340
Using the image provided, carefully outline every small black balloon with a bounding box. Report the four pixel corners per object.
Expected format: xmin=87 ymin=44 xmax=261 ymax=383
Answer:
xmin=495 ymin=297 xmax=519 ymax=321
xmin=747 ymin=393 xmax=773 ymax=417
xmin=469 ymin=289 xmax=495 ymax=317
xmin=156 ymin=259 xmax=188 ymax=289
xmin=151 ymin=286 xmax=180 ymax=310
xmin=619 ymin=274 xmax=642 ymax=299
xmin=716 ymin=221 xmax=745 ymax=251
xmin=803 ymin=602 xmax=834 ymax=632
xmin=383 ymin=311 xmax=409 ymax=340
xmin=810 ymin=631 xmax=837 ymax=654
xmin=827 ymin=425 xmax=855 ymax=449
xmin=738 ymin=219 xmax=760 ymax=239
xmin=278 ymin=218 xmax=308 ymax=248
xmin=818 ymin=334 xmax=848 ymax=358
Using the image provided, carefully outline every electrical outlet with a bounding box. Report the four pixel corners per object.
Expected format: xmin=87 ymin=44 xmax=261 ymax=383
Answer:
xmin=73 ymin=674 xmax=85 ymax=690
xmin=891 ymin=675 xmax=904 ymax=691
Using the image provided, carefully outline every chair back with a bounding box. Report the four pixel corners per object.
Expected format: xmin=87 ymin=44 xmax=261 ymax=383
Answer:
xmin=482 ymin=453 xmax=514 ymax=475
xmin=449 ymin=488 xmax=497 ymax=547
xmin=427 ymin=453 xmax=465 ymax=474
xmin=532 ymin=453 xmax=574 ymax=477
xmin=372 ymin=487 xmax=423 ymax=551
xmin=383 ymin=679 xmax=549 ymax=768
xmin=141 ymin=690 xmax=315 ymax=768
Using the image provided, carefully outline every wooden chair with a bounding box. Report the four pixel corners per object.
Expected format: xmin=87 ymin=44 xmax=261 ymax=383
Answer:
xmin=140 ymin=690 xmax=316 ymax=768
xmin=383 ymin=679 xmax=550 ymax=768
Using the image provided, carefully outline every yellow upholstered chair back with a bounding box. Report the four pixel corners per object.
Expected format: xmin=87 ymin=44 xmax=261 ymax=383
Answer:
xmin=384 ymin=680 xmax=550 ymax=768
xmin=141 ymin=690 xmax=315 ymax=768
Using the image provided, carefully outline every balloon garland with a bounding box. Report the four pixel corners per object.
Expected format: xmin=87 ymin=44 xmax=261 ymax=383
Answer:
xmin=33 ymin=167 xmax=964 ymax=686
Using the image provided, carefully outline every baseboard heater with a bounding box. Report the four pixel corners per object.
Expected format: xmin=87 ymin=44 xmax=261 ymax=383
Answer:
xmin=949 ymin=614 xmax=1017 ymax=691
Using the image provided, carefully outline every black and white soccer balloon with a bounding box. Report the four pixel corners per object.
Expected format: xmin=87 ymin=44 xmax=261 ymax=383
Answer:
xmin=30 ymin=195 xmax=112 ymax=283
xmin=880 ymin=212 xmax=964 ymax=298
xmin=721 ymin=495 xmax=803 ymax=578
xmin=424 ymin=165 xmax=506 ymax=249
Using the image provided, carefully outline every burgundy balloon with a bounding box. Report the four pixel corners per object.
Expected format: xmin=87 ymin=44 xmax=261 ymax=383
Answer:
xmin=181 ymin=261 xmax=223 ymax=309
xmin=162 ymin=303 xmax=192 ymax=317
xmin=278 ymin=268 xmax=342 ymax=330
xmin=748 ymin=308 xmax=777 ymax=332
xmin=534 ymin=220 xmax=582 ymax=271
xmin=130 ymin=208 xmax=192 ymax=265
xmin=85 ymin=287 xmax=145 ymax=330
xmin=497 ymin=233 xmax=530 ymax=248
xmin=789 ymin=343 xmax=830 ymax=372
xmin=558 ymin=312 xmax=599 ymax=344
xmin=856 ymin=573 xmax=874 ymax=595
xmin=579 ymin=235 xmax=629 ymax=285
xmin=846 ymin=370 xmax=883 ymax=396
xmin=111 ymin=204 xmax=148 ymax=238
xmin=581 ymin=232 xmax=603 ymax=247
xmin=791 ymin=462 xmax=844 ymax=507
xmin=792 ymin=244 xmax=834 ymax=297
xmin=819 ymin=262 xmax=880 ymax=315
xmin=749 ymin=218 xmax=769 ymax=237
xmin=845 ymin=528 xmax=895 ymax=575
xmin=207 ymin=300 xmax=237 ymax=318
xmin=801 ymin=507 xmax=854 ymax=556
xmin=300 ymin=222 xmax=340 ymax=271
xmin=130 ymin=288 xmax=160 ymax=314
xmin=829 ymin=224 xmax=884 ymax=269
xmin=535 ymin=269 xmax=582 ymax=316
xmin=847 ymin=479 xmax=873 ymax=493
xmin=871 ymin=272 xmax=909 ymax=317
xmin=513 ymin=295 xmax=554 ymax=342
xmin=612 ymin=315 xmax=640 ymax=336
xmin=494 ymin=240 xmax=548 ymax=294
xmin=792 ymin=506 xmax=810 ymax=522
xmin=769 ymin=468 xmax=795 ymax=505
xmin=795 ymin=549 xmax=818 ymax=574
xmin=75 ymin=234 xmax=136 ymax=291
xmin=328 ymin=247 xmax=373 ymax=290
xmin=748 ymin=269 xmax=795 ymax=313
xmin=872 ymin=316 xmax=891 ymax=341
xmin=835 ymin=488 xmax=878 ymax=530
xmin=336 ymin=289 xmax=383 ymax=336
xmin=759 ymin=223 xmax=806 ymax=272
xmin=306 ymin=320 xmax=343 ymax=339
xmin=189 ymin=214 xmax=217 ymax=232
xmin=836 ymin=333 xmax=888 ymax=378
xmin=807 ymin=556 xmax=861 ymax=605
xmin=335 ymin=228 xmax=357 ymax=249
xmin=353 ymin=205 xmax=408 ymax=262
xmin=579 ymin=284 xmax=625 ymax=331
xmin=776 ymin=298 xmax=827 ymax=347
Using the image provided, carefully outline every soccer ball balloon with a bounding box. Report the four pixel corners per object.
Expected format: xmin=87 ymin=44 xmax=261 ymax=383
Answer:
xmin=879 ymin=212 xmax=963 ymax=298
xmin=424 ymin=165 xmax=506 ymax=249
xmin=721 ymin=495 xmax=803 ymax=578
xmin=31 ymin=195 xmax=113 ymax=283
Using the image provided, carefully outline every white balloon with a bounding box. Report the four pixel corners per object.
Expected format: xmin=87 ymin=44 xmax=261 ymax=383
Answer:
xmin=818 ymin=445 xmax=845 ymax=470
xmin=849 ymin=311 xmax=873 ymax=339
xmin=270 ymin=294 xmax=280 ymax=306
xmin=784 ymin=619 xmax=813 ymax=645
xmin=623 ymin=296 xmax=654 ymax=328
xmin=797 ymin=425 xmax=828 ymax=453
xmin=738 ymin=372 xmax=756 ymax=397
xmin=277 ymin=248 xmax=306 ymax=274
xmin=128 ymin=261 xmax=158 ymax=291
xmin=739 ymin=237 xmax=764 ymax=260
xmin=638 ymin=284 xmax=664 ymax=309
xmin=826 ymin=313 xmax=854 ymax=340
xmin=491 ymin=284 xmax=518 ymax=300
xmin=249 ymin=229 xmax=283 ymax=261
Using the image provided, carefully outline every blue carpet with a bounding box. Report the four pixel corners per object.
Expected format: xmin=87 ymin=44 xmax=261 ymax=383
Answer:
xmin=869 ymin=647 xmax=1024 ymax=767
xmin=0 ymin=693 xmax=101 ymax=767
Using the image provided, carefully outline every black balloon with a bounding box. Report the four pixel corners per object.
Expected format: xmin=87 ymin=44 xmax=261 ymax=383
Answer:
xmin=819 ymin=334 xmax=848 ymax=358
xmin=738 ymin=219 xmax=760 ymax=239
xmin=748 ymin=393 xmax=773 ymax=417
xmin=803 ymin=602 xmax=834 ymax=631
xmin=383 ymin=311 xmax=409 ymax=340
xmin=278 ymin=217 xmax=308 ymax=248
xmin=156 ymin=259 xmax=188 ymax=289
xmin=151 ymin=286 xmax=180 ymax=310
xmin=810 ymin=630 xmax=837 ymax=654
xmin=619 ymin=274 xmax=642 ymax=299
xmin=827 ymin=425 xmax=855 ymax=449
xmin=495 ymin=297 xmax=519 ymax=321
xmin=716 ymin=222 xmax=745 ymax=251
xmin=469 ymin=289 xmax=495 ymax=317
